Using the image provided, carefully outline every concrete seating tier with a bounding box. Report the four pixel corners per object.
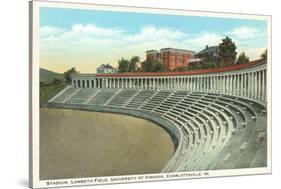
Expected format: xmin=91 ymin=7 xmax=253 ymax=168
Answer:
xmin=48 ymin=87 xmax=267 ymax=172
xmin=87 ymin=89 xmax=116 ymax=105
xmin=65 ymin=88 xmax=99 ymax=104
xmin=107 ymin=89 xmax=138 ymax=106
xmin=50 ymin=87 xmax=80 ymax=103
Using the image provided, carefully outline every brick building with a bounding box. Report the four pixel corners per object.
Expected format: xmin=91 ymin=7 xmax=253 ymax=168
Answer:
xmin=146 ymin=48 xmax=195 ymax=70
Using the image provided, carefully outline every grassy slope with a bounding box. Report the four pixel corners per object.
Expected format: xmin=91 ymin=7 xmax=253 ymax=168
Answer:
xmin=40 ymin=68 xmax=64 ymax=84
xmin=40 ymin=83 xmax=68 ymax=107
xmin=39 ymin=67 xmax=68 ymax=107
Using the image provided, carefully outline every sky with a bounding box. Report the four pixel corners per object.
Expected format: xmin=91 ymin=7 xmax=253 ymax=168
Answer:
xmin=40 ymin=7 xmax=268 ymax=73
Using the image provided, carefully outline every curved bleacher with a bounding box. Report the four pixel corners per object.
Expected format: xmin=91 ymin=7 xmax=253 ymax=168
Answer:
xmin=47 ymin=87 xmax=267 ymax=172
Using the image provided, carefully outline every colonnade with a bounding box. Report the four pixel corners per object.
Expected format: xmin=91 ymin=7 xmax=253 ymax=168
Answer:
xmin=71 ymin=67 xmax=267 ymax=102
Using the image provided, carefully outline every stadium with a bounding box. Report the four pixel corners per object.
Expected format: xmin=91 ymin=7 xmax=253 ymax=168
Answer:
xmin=46 ymin=58 xmax=267 ymax=175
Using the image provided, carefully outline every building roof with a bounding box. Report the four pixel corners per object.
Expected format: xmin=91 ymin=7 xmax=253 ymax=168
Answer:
xmin=97 ymin=64 xmax=115 ymax=69
xmin=146 ymin=50 xmax=158 ymax=53
xmin=146 ymin=48 xmax=195 ymax=54
xmin=160 ymin=47 xmax=195 ymax=54
xmin=196 ymin=46 xmax=219 ymax=56
xmin=95 ymin=59 xmax=265 ymax=77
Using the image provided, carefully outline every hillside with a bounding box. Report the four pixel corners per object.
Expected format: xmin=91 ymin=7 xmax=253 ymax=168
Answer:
xmin=40 ymin=68 xmax=64 ymax=84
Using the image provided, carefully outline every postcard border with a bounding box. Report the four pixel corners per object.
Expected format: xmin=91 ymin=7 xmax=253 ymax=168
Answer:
xmin=30 ymin=0 xmax=272 ymax=188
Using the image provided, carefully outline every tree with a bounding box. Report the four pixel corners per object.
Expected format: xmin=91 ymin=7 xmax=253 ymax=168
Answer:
xmin=129 ymin=56 xmax=140 ymax=72
xmin=152 ymin=61 xmax=165 ymax=72
xmin=187 ymin=61 xmax=219 ymax=71
xmin=236 ymin=52 xmax=249 ymax=64
xmin=52 ymin=78 xmax=62 ymax=85
xmin=141 ymin=60 xmax=165 ymax=72
xmin=261 ymin=49 xmax=267 ymax=60
xmin=118 ymin=58 xmax=130 ymax=73
xmin=201 ymin=61 xmax=220 ymax=69
xmin=64 ymin=67 xmax=78 ymax=83
xmin=141 ymin=60 xmax=153 ymax=72
xmin=218 ymin=36 xmax=237 ymax=67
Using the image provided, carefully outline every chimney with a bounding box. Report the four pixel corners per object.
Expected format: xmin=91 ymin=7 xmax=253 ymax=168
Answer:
xmin=205 ymin=45 xmax=209 ymax=49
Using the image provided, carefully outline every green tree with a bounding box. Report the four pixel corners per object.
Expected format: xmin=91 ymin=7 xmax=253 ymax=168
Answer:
xmin=52 ymin=78 xmax=62 ymax=85
xmin=129 ymin=56 xmax=140 ymax=72
xmin=118 ymin=58 xmax=130 ymax=73
xmin=64 ymin=67 xmax=78 ymax=83
xmin=141 ymin=60 xmax=165 ymax=72
xmin=201 ymin=61 xmax=219 ymax=69
xmin=173 ymin=67 xmax=188 ymax=72
xmin=141 ymin=60 xmax=153 ymax=72
xmin=187 ymin=62 xmax=200 ymax=70
xmin=261 ymin=49 xmax=267 ymax=60
xmin=218 ymin=36 xmax=237 ymax=67
xmin=236 ymin=52 xmax=250 ymax=64
xmin=152 ymin=61 xmax=165 ymax=72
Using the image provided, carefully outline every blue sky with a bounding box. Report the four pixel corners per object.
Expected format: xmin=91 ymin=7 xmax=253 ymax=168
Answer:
xmin=40 ymin=7 xmax=267 ymax=35
xmin=40 ymin=7 xmax=268 ymax=73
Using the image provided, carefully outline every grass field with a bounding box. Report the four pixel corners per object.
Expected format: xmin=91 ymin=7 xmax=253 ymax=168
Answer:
xmin=40 ymin=108 xmax=174 ymax=180
xmin=40 ymin=83 xmax=67 ymax=107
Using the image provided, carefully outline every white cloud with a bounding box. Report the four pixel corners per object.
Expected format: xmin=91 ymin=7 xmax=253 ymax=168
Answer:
xmin=40 ymin=26 xmax=65 ymax=38
xmin=226 ymin=26 xmax=266 ymax=40
xmin=183 ymin=32 xmax=222 ymax=50
xmin=40 ymin=24 xmax=267 ymax=73
xmin=237 ymin=47 xmax=266 ymax=61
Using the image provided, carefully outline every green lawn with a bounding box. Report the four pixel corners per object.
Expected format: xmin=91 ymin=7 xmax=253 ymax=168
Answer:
xmin=40 ymin=83 xmax=68 ymax=107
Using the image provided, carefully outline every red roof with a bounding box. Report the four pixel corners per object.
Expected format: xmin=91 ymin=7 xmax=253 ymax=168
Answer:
xmin=96 ymin=59 xmax=265 ymax=78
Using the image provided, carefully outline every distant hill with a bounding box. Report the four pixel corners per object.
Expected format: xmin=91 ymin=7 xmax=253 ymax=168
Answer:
xmin=40 ymin=68 xmax=64 ymax=84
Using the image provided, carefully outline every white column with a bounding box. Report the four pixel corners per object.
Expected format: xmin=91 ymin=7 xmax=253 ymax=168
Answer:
xmin=246 ymin=73 xmax=248 ymax=98
xmin=236 ymin=75 xmax=239 ymax=96
xmin=232 ymin=74 xmax=234 ymax=95
xmin=261 ymin=70 xmax=264 ymax=101
xmin=199 ymin=77 xmax=201 ymax=92
xmin=186 ymin=77 xmax=188 ymax=91
xmin=193 ymin=77 xmax=195 ymax=91
xmin=263 ymin=69 xmax=266 ymax=101
xmin=229 ymin=75 xmax=232 ymax=95
xmin=255 ymin=72 xmax=258 ymax=99
xmin=250 ymin=73 xmax=253 ymax=98
xmin=227 ymin=75 xmax=230 ymax=94
xmin=201 ymin=77 xmax=203 ymax=92
xmin=211 ymin=76 xmax=214 ymax=93
xmin=220 ymin=75 xmax=223 ymax=93
xmin=240 ymin=74 xmax=243 ymax=96
xmin=216 ymin=76 xmax=219 ymax=93
xmin=196 ymin=77 xmax=198 ymax=91
xmin=243 ymin=73 xmax=247 ymax=96
xmin=263 ymin=70 xmax=267 ymax=101
xmin=231 ymin=75 xmax=234 ymax=95
xmin=89 ymin=80 xmax=92 ymax=88
xmin=169 ymin=78 xmax=171 ymax=90
xmin=191 ymin=77 xmax=194 ymax=91
xmin=258 ymin=72 xmax=260 ymax=100
xmin=210 ymin=75 xmax=214 ymax=93
xmin=221 ymin=75 xmax=225 ymax=94
xmin=187 ymin=77 xmax=190 ymax=91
